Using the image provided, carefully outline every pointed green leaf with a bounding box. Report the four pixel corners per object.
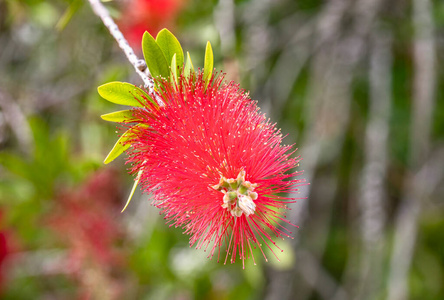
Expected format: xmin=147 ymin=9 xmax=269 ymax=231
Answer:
xmin=0 ymin=152 xmax=32 ymax=180
xmin=171 ymin=53 xmax=178 ymax=84
xmin=204 ymin=41 xmax=213 ymax=87
xmin=121 ymin=169 xmax=143 ymax=212
xmin=98 ymin=82 xmax=154 ymax=107
xmin=104 ymin=129 xmax=132 ymax=164
xmin=142 ymin=31 xmax=169 ymax=78
xmin=184 ymin=51 xmax=194 ymax=78
xmin=101 ymin=110 xmax=134 ymax=123
xmin=156 ymin=28 xmax=184 ymax=71
xmin=56 ymin=0 xmax=82 ymax=31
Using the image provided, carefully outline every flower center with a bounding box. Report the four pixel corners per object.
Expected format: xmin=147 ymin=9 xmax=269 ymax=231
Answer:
xmin=211 ymin=170 xmax=258 ymax=217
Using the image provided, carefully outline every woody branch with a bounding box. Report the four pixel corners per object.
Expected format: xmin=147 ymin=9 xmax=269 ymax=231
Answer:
xmin=86 ymin=0 xmax=154 ymax=90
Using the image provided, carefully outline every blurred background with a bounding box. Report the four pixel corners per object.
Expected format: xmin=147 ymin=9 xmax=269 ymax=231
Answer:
xmin=0 ymin=0 xmax=443 ymax=299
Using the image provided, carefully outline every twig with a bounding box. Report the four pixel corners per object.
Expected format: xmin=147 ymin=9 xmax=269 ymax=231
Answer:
xmin=0 ymin=90 xmax=32 ymax=154
xmin=214 ymin=0 xmax=236 ymax=55
xmin=263 ymin=19 xmax=315 ymax=119
xmin=243 ymin=0 xmax=273 ymax=71
xmin=265 ymin=1 xmax=352 ymax=299
xmin=242 ymin=0 xmax=275 ymax=114
xmin=356 ymin=30 xmax=392 ymax=300
xmin=214 ymin=0 xmax=241 ymax=83
xmin=87 ymin=0 xmax=154 ymax=91
xmin=298 ymin=251 xmax=349 ymax=300
xmin=5 ymin=249 xmax=72 ymax=277
xmin=290 ymin=0 xmax=384 ymax=299
xmin=387 ymin=0 xmax=436 ymax=299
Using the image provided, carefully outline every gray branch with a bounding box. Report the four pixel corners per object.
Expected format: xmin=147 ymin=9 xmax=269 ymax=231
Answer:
xmin=387 ymin=0 xmax=437 ymax=299
xmin=0 ymin=90 xmax=32 ymax=154
xmin=356 ymin=30 xmax=392 ymax=300
xmin=87 ymin=0 xmax=154 ymax=91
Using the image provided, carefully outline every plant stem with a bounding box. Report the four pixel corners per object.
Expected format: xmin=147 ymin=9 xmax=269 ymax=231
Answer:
xmin=87 ymin=0 xmax=154 ymax=91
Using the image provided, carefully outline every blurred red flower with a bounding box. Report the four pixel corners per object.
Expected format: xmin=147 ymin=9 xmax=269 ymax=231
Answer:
xmin=126 ymin=73 xmax=304 ymax=266
xmin=0 ymin=229 xmax=9 ymax=293
xmin=119 ymin=0 xmax=186 ymax=49
xmin=0 ymin=210 xmax=19 ymax=294
xmin=50 ymin=169 xmax=123 ymax=267
xmin=48 ymin=169 xmax=126 ymax=298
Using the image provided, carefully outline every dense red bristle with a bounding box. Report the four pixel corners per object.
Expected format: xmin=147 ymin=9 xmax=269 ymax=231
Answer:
xmin=124 ymin=71 xmax=305 ymax=264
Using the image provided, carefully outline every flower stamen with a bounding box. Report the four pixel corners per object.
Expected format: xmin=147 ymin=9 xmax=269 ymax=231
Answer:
xmin=213 ymin=170 xmax=258 ymax=217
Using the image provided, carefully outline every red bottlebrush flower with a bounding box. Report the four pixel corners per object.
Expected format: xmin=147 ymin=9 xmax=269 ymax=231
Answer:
xmin=98 ymin=29 xmax=305 ymax=267
xmin=125 ymin=72 xmax=304 ymax=266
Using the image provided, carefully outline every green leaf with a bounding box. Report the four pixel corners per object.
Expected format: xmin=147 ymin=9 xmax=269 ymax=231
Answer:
xmin=0 ymin=152 xmax=31 ymax=180
xmin=56 ymin=0 xmax=82 ymax=31
xmin=98 ymin=82 xmax=154 ymax=107
xmin=171 ymin=53 xmax=178 ymax=84
xmin=184 ymin=51 xmax=194 ymax=78
xmin=156 ymin=28 xmax=184 ymax=71
xmin=121 ymin=169 xmax=143 ymax=213
xmin=104 ymin=128 xmax=132 ymax=164
xmin=204 ymin=41 xmax=214 ymax=88
xmin=101 ymin=110 xmax=134 ymax=123
xmin=142 ymin=31 xmax=169 ymax=78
